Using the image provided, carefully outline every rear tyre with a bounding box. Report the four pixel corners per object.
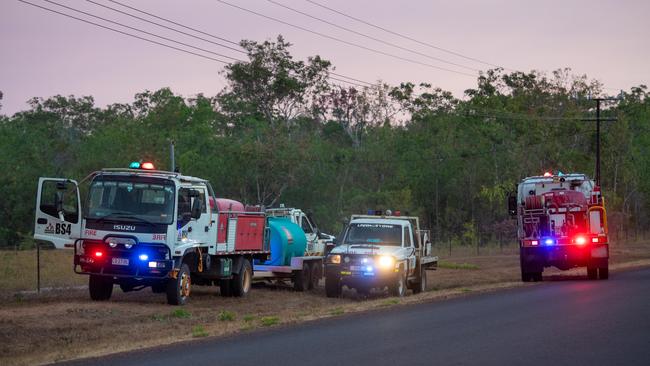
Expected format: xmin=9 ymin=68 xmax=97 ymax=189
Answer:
xmin=587 ymin=266 xmax=598 ymax=280
xmin=390 ymin=271 xmax=407 ymax=297
xmin=166 ymin=263 xmax=191 ymax=305
xmin=325 ymin=275 xmax=342 ymax=298
xmin=598 ymin=266 xmax=609 ymax=280
xmin=231 ymin=260 xmax=252 ymax=297
xmin=89 ymin=275 xmax=113 ymax=301
xmin=293 ymin=262 xmax=311 ymax=292
xmin=532 ymin=272 xmax=543 ymax=282
xmin=309 ymin=261 xmax=322 ymax=290
xmin=219 ymin=279 xmax=233 ymax=297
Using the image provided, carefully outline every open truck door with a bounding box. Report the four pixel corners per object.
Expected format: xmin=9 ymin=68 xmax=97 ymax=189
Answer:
xmin=33 ymin=178 xmax=81 ymax=249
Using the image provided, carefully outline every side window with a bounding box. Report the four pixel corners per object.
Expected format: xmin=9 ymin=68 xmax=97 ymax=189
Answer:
xmin=301 ymin=216 xmax=314 ymax=233
xmin=402 ymin=226 xmax=413 ymax=247
xmin=198 ymin=190 xmax=207 ymax=213
xmin=177 ymin=188 xmax=191 ymax=217
xmin=40 ymin=180 xmax=78 ymax=223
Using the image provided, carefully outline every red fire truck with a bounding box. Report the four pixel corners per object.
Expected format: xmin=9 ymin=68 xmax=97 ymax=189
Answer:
xmin=508 ymin=172 xmax=609 ymax=281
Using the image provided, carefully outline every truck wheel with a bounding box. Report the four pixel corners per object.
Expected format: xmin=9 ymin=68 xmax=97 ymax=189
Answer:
xmin=219 ymin=279 xmax=233 ymax=297
xmin=412 ymin=267 xmax=427 ymax=294
xmin=166 ymin=263 xmax=191 ymax=305
xmin=232 ymin=260 xmax=252 ymax=297
xmin=293 ymin=262 xmax=311 ymax=292
xmin=587 ymin=266 xmax=598 ymax=280
xmin=390 ymin=271 xmax=407 ymax=297
xmin=89 ymin=275 xmax=113 ymax=301
xmin=598 ymin=266 xmax=609 ymax=280
xmin=309 ymin=261 xmax=322 ymax=290
xmin=325 ymin=275 xmax=342 ymax=298
xmin=520 ymin=265 xmax=532 ymax=282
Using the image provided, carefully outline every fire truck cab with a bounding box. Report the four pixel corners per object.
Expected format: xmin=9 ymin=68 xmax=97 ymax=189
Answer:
xmin=34 ymin=163 xmax=269 ymax=305
xmin=508 ymin=173 xmax=609 ymax=281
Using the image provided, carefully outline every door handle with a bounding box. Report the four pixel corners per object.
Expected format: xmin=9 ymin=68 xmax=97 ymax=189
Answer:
xmin=37 ymin=218 xmax=47 ymax=225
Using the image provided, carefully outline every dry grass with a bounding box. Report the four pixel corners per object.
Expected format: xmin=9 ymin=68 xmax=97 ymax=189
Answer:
xmin=1 ymin=241 xmax=650 ymax=366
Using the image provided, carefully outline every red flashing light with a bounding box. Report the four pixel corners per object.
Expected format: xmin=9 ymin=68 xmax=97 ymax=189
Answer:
xmin=575 ymin=236 xmax=587 ymax=246
xmin=531 ymin=240 xmax=539 ymax=246
xmin=592 ymin=237 xmax=599 ymax=243
xmin=141 ymin=162 xmax=155 ymax=170
xmin=94 ymin=251 xmax=103 ymax=258
xmin=543 ymin=172 xmax=553 ymax=177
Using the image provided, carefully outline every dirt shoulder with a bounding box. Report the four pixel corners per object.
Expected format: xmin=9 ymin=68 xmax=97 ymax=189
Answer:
xmin=1 ymin=242 xmax=650 ymax=366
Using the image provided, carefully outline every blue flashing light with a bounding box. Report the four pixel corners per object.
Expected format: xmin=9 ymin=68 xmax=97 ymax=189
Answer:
xmin=139 ymin=254 xmax=149 ymax=261
xmin=129 ymin=161 xmax=141 ymax=169
xmin=366 ymin=265 xmax=373 ymax=272
xmin=544 ymin=238 xmax=554 ymax=246
xmin=361 ymin=258 xmax=368 ymax=263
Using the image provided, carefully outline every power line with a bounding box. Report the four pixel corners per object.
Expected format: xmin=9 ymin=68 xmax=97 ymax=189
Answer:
xmin=304 ymin=0 xmax=504 ymax=71
xmin=266 ymin=0 xmax=479 ymax=72
xmin=107 ymin=0 xmax=241 ymax=47
xmin=41 ymin=0 xmax=242 ymax=61
xmin=86 ymin=0 xmax=246 ymax=55
xmin=101 ymin=0 xmax=373 ymax=86
xmin=18 ymin=0 xmax=368 ymax=88
xmin=215 ymin=0 xmax=477 ymax=78
xmin=17 ymin=0 xmax=231 ymax=64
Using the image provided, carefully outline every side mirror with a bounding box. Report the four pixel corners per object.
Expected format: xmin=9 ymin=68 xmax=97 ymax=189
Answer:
xmin=507 ymin=194 xmax=517 ymax=217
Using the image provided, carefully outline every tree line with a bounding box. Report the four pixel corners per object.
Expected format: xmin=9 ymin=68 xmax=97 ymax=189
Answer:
xmin=1 ymin=36 xmax=648 ymax=249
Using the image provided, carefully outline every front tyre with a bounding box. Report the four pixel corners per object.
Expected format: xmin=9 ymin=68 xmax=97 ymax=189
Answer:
xmin=325 ymin=274 xmax=342 ymax=298
xmin=390 ymin=271 xmax=407 ymax=297
xmin=412 ymin=266 xmax=427 ymax=294
xmin=587 ymin=266 xmax=598 ymax=280
xmin=166 ymin=263 xmax=191 ymax=305
xmin=89 ymin=275 xmax=113 ymax=301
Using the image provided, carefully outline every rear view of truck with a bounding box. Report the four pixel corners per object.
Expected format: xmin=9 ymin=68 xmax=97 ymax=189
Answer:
xmin=509 ymin=173 xmax=609 ymax=281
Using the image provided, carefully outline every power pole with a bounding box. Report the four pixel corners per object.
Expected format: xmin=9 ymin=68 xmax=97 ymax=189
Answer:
xmin=581 ymin=97 xmax=619 ymax=187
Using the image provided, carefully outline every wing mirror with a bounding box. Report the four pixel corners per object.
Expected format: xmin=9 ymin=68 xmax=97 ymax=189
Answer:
xmin=507 ymin=194 xmax=517 ymax=217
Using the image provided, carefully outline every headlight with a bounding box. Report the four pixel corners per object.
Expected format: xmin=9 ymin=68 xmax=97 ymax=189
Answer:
xmin=327 ymin=254 xmax=341 ymax=264
xmin=377 ymin=255 xmax=395 ymax=269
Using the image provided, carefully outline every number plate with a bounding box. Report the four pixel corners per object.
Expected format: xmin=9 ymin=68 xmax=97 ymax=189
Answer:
xmin=111 ymin=258 xmax=129 ymax=266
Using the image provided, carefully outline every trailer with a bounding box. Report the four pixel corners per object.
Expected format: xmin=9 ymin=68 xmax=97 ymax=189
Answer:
xmin=252 ymin=207 xmax=334 ymax=291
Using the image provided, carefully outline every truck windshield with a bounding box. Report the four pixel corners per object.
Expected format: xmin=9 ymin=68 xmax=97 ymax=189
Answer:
xmin=344 ymin=223 xmax=402 ymax=246
xmin=85 ymin=177 xmax=175 ymax=225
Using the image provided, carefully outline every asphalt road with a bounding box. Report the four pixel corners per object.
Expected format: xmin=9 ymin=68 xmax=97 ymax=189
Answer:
xmin=59 ymin=268 xmax=650 ymax=366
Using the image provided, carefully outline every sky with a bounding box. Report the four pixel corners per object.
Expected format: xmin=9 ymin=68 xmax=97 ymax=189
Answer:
xmin=1 ymin=0 xmax=649 ymax=115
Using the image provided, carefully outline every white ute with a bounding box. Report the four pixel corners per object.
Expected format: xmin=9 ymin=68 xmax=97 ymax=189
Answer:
xmin=324 ymin=211 xmax=438 ymax=298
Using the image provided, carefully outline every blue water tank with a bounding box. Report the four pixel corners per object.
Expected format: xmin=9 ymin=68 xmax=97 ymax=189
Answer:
xmin=264 ymin=217 xmax=307 ymax=266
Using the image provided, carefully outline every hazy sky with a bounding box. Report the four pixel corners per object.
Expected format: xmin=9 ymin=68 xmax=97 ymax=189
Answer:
xmin=1 ymin=0 xmax=649 ymax=115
